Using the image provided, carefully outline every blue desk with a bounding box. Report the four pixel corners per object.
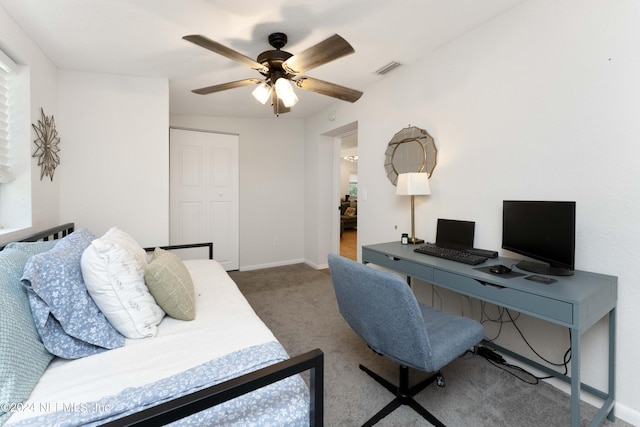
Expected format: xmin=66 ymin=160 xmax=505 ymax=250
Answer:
xmin=362 ymin=242 xmax=617 ymax=427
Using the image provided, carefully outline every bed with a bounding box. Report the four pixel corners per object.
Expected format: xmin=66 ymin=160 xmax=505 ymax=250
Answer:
xmin=0 ymin=223 xmax=323 ymax=426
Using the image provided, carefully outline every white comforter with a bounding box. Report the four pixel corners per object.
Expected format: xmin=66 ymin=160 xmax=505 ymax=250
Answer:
xmin=8 ymin=259 xmax=278 ymax=424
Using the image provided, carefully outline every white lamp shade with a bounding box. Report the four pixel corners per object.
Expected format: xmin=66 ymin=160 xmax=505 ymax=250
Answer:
xmin=395 ymin=172 xmax=431 ymax=196
xmin=274 ymin=78 xmax=299 ymax=107
xmin=252 ymin=82 xmax=271 ymax=104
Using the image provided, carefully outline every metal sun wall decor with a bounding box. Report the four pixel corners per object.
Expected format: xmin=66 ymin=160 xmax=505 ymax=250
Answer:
xmin=32 ymin=107 xmax=61 ymax=181
xmin=384 ymin=125 xmax=437 ymax=185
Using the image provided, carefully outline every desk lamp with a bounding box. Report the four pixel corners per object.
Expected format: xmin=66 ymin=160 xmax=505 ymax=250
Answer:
xmin=396 ymin=172 xmax=431 ymax=244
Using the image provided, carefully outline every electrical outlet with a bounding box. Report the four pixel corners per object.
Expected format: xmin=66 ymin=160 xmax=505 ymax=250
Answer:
xmin=273 ymin=238 xmax=278 ymax=247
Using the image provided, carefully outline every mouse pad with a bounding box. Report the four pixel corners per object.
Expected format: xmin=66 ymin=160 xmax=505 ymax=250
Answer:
xmin=473 ymin=266 xmax=526 ymax=279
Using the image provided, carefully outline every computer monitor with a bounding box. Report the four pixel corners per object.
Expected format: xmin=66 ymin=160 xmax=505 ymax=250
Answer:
xmin=502 ymin=200 xmax=576 ymax=276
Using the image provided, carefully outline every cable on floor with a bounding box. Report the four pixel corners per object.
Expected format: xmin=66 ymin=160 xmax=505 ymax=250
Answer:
xmin=477 ymin=307 xmax=571 ymax=384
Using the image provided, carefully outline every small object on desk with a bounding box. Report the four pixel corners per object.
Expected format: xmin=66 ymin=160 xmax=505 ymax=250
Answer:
xmin=465 ymin=248 xmax=499 ymax=259
xmin=401 ymin=233 xmax=408 ymax=245
xmin=489 ymin=264 xmax=512 ymax=274
xmin=414 ymin=244 xmax=487 ymax=265
xmin=525 ymin=275 xmax=557 ymax=284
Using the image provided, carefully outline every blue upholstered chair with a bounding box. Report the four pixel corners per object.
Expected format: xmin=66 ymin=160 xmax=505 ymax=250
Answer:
xmin=327 ymin=254 xmax=484 ymax=426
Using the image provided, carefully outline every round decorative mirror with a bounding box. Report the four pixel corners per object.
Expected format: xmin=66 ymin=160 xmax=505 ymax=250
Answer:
xmin=384 ymin=126 xmax=437 ymax=185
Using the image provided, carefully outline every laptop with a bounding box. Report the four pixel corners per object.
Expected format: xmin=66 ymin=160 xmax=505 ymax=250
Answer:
xmin=433 ymin=219 xmax=475 ymax=250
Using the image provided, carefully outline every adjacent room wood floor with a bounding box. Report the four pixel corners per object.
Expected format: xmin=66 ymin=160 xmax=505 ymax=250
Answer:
xmin=340 ymin=229 xmax=357 ymax=260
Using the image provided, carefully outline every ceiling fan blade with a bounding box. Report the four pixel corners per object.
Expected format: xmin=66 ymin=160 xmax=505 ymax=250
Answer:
xmin=272 ymin=92 xmax=290 ymax=115
xmin=294 ymin=77 xmax=363 ymax=103
xmin=192 ymin=78 xmax=262 ymax=95
xmin=282 ymin=34 xmax=354 ymax=75
xmin=184 ymin=35 xmax=269 ymax=74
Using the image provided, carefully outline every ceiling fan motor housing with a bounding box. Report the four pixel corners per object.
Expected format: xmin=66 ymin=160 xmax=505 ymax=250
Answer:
xmin=256 ymin=48 xmax=294 ymax=82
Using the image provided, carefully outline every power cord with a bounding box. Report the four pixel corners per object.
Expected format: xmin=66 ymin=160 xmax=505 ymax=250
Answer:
xmin=438 ymin=288 xmax=572 ymax=385
xmin=504 ymin=308 xmax=571 ymax=378
xmin=479 ymin=302 xmax=520 ymax=341
xmin=475 ymin=345 xmax=542 ymax=384
xmin=476 ymin=307 xmax=572 ymax=385
xmin=476 ymin=343 xmax=570 ymax=384
xmin=476 ymin=345 xmax=505 ymax=363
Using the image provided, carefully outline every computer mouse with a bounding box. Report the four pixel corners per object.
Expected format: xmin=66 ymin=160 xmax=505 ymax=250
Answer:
xmin=490 ymin=264 xmax=512 ymax=274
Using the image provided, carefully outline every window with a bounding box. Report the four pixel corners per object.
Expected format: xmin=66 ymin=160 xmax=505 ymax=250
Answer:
xmin=0 ymin=49 xmax=17 ymax=183
xmin=349 ymin=173 xmax=358 ymax=198
xmin=0 ymin=47 xmax=31 ymax=234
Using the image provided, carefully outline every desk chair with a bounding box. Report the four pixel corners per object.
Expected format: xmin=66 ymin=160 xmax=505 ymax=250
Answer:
xmin=327 ymin=254 xmax=484 ymax=426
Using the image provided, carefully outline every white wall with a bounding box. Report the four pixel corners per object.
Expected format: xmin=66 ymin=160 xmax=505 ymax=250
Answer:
xmin=57 ymin=71 xmax=170 ymax=247
xmin=304 ymin=0 xmax=640 ymax=423
xmin=170 ymin=115 xmax=305 ymax=270
xmin=1 ymin=11 xmax=171 ymax=250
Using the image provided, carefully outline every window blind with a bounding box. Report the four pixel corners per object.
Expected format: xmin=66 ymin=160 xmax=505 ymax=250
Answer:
xmin=0 ymin=49 xmax=18 ymax=183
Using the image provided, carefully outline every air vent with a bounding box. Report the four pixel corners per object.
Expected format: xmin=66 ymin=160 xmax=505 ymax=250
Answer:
xmin=375 ymin=61 xmax=402 ymax=75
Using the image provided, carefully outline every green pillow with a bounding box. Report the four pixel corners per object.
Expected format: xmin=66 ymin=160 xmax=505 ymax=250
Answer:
xmin=144 ymin=248 xmax=196 ymax=321
xmin=3 ymin=239 xmax=58 ymax=255
xmin=0 ymin=246 xmax=55 ymax=424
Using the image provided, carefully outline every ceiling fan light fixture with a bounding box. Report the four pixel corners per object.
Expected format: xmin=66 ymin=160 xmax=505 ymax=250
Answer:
xmin=274 ymin=78 xmax=298 ymax=108
xmin=252 ymin=82 xmax=271 ymax=104
xmin=184 ymin=32 xmax=362 ymax=115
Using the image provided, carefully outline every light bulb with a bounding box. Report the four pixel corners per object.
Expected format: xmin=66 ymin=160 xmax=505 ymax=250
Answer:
xmin=274 ymin=78 xmax=298 ymax=107
xmin=251 ymin=82 xmax=271 ymax=105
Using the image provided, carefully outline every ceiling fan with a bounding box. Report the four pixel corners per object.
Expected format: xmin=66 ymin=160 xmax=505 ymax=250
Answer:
xmin=183 ymin=32 xmax=364 ymax=115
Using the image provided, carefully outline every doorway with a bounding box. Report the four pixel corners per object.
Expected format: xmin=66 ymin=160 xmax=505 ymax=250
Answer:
xmin=339 ymin=133 xmax=358 ymax=261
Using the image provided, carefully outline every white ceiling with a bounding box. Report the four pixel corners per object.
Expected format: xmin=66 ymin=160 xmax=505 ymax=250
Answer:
xmin=0 ymin=0 xmax=524 ymax=119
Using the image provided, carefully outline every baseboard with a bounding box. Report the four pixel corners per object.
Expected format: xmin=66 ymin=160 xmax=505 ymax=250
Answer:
xmin=305 ymin=260 xmax=328 ymax=270
xmin=614 ymin=402 xmax=640 ymax=426
xmin=239 ymin=258 xmax=306 ymax=272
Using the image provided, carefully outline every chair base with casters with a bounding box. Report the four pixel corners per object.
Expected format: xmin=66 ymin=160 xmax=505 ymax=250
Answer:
xmin=360 ymin=363 xmax=447 ymax=427
xmin=327 ymin=254 xmax=484 ymax=427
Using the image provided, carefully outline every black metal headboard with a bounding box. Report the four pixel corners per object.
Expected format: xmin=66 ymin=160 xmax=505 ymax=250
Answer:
xmin=0 ymin=223 xmax=75 ymax=251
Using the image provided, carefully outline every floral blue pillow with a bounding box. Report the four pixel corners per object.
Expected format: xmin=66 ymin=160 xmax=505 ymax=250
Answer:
xmin=21 ymin=228 xmax=125 ymax=359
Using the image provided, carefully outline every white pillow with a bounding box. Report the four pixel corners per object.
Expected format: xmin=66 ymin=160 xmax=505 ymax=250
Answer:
xmin=100 ymin=226 xmax=149 ymax=269
xmin=81 ymin=227 xmax=164 ymax=338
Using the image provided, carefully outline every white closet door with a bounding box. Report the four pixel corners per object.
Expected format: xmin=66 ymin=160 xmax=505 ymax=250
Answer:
xmin=169 ymin=128 xmax=239 ymax=270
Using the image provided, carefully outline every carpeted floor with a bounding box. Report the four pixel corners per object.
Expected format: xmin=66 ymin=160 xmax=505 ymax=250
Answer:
xmin=229 ymin=263 xmax=630 ymax=427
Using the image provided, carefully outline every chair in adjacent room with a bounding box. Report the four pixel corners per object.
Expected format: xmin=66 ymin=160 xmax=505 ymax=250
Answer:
xmin=327 ymin=254 xmax=484 ymax=427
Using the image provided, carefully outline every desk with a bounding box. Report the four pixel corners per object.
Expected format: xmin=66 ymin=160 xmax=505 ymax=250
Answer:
xmin=362 ymin=242 xmax=617 ymax=427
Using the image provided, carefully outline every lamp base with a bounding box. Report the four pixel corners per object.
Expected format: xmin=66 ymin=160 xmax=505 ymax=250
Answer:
xmin=408 ymin=237 xmax=424 ymax=245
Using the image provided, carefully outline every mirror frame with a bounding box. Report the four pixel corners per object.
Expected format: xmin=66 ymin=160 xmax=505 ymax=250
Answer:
xmin=384 ymin=126 xmax=437 ymax=185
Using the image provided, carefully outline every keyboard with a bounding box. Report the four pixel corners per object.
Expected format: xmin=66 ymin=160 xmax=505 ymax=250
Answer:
xmin=414 ymin=244 xmax=488 ymax=265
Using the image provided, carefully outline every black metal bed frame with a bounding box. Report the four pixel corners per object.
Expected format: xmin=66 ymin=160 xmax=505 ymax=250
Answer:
xmin=143 ymin=242 xmax=214 ymax=260
xmin=103 ymin=348 xmax=324 ymax=427
xmin=2 ymin=223 xmax=324 ymax=426
xmin=0 ymin=222 xmax=76 ymax=250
